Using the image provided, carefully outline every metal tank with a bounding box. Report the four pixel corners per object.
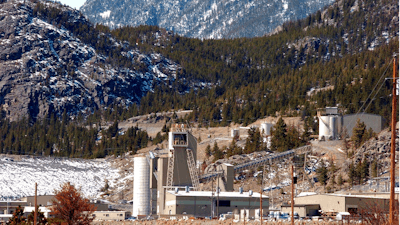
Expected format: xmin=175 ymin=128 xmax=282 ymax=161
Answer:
xmin=133 ymin=156 xmax=150 ymax=217
xmin=261 ymin=123 xmax=273 ymax=136
xmin=329 ymin=116 xmax=337 ymax=139
xmin=319 ymin=116 xmax=330 ymax=140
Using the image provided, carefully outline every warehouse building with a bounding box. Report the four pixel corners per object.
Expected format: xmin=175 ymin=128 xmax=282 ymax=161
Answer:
xmin=92 ymin=211 xmax=131 ymax=221
xmin=162 ymin=189 xmax=269 ymax=218
xmin=294 ymin=193 xmax=391 ymax=215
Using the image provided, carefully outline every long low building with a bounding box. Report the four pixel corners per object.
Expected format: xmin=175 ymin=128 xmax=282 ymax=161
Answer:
xmin=281 ymin=204 xmax=320 ymax=218
xmin=92 ymin=211 xmax=131 ymax=221
xmin=161 ymin=190 xmax=269 ymax=218
xmin=0 ymin=195 xmax=110 ymax=223
xmin=294 ymin=193 xmax=393 ymax=215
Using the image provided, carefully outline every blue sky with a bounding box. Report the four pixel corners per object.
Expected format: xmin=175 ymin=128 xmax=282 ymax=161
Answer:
xmin=57 ymin=0 xmax=86 ymax=9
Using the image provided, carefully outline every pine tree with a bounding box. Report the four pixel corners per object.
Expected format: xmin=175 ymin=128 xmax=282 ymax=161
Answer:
xmin=317 ymin=163 xmax=329 ymax=186
xmin=302 ymin=119 xmax=311 ymax=142
xmin=357 ymin=159 xmax=369 ymax=184
xmin=351 ymin=119 xmax=367 ymax=149
xmin=212 ymin=142 xmax=223 ymax=162
xmin=286 ymin=125 xmax=302 ymax=149
xmin=337 ymin=174 xmax=344 ymax=187
xmin=244 ymin=127 xmax=262 ymax=154
xmin=271 ymin=117 xmax=288 ymax=152
xmin=205 ymin=144 xmax=211 ymax=158
xmin=348 ymin=162 xmax=356 ymax=186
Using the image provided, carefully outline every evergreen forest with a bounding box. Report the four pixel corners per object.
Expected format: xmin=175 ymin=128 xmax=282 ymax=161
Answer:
xmin=0 ymin=0 xmax=398 ymax=158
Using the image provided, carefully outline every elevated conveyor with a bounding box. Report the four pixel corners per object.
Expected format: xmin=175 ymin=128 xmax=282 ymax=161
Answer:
xmin=200 ymin=145 xmax=311 ymax=182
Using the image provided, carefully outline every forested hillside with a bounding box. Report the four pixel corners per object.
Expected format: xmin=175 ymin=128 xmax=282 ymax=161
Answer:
xmin=0 ymin=0 xmax=398 ymax=158
xmin=80 ymin=0 xmax=335 ymax=39
xmin=109 ymin=0 xmax=398 ymax=125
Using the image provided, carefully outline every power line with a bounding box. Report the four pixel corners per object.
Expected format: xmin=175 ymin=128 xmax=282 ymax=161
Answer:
xmin=342 ymin=58 xmax=394 ymax=134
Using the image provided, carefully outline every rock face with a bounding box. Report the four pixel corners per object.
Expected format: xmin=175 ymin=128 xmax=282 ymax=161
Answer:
xmin=353 ymin=129 xmax=399 ymax=166
xmin=0 ymin=1 xmax=179 ymax=121
xmin=80 ymin=0 xmax=335 ymax=39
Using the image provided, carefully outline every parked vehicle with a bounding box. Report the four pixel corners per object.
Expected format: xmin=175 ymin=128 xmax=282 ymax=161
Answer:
xmin=219 ymin=212 xmax=233 ymax=221
xmin=126 ymin=216 xmax=137 ymax=221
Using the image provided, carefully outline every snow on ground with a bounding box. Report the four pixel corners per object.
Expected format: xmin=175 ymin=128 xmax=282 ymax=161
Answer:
xmin=0 ymin=156 xmax=120 ymax=200
xmin=100 ymin=10 xmax=111 ymax=19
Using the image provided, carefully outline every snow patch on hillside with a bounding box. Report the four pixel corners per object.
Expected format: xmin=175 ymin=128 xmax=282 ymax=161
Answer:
xmin=100 ymin=10 xmax=111 ymax=19
xmin=0 ymin=156 xmax=120 ymax=200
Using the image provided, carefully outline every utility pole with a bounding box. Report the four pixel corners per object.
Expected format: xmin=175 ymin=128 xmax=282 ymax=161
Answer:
xmin=260 ymin=187 xmax=262 ymax=225
xmin=211 ymin=177 xmax=214 ymax=219
xmin=216 ymin=178 xmax=219 ymax=219
xmin=291 ymin=164 xmax=294 ymax=225
xmin=260 ymin=169 xmax=264 ymax=225
xmin=389 ymin=57 xmax=397 ymax=225
xmin=34 ymin=183 xmax=37 ymax=225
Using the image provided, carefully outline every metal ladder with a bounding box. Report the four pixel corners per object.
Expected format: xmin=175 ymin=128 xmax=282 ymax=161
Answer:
xmin=186 ymin=149 xmax=200 ymax=191
xmin=166 ymin=150 xmax=174 ymax=190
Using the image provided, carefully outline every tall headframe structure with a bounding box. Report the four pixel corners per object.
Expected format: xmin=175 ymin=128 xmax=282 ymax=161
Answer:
xmin=166 ymin=124 xmax=199 ymax=189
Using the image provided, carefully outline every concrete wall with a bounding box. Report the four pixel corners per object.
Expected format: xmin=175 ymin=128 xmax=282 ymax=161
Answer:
xmin=217 ymin=163 xmax=234 ymax=192
xmin=157 ymin=157 xmax=168 ymax=215
xmin=343 ymin=114 xmax=383 ymax=137
xmin=295 ymin=194 xmax=346 ymax=212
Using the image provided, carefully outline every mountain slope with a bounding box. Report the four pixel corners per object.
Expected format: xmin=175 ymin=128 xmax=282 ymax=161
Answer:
xmin=0 ymin=155 xmax=120 ymax=199
xmin=80 ymin=0 xmax=335 ymax=39
xmin=107 ymin=0 xmax=398 ymax=125
xmin=0 ymin=0 xmax=179 ymax=121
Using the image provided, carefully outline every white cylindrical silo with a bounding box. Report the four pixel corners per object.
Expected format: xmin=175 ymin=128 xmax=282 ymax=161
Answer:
xmin=329 ymin=116 xmax=337 ymax=139
xmin=319 ymin=116 xmax=330 ymax=140
xmin=261 ymin=123 xmax=273 ymax=136
xmin=133 ymin=156 xmax=150 ymax=217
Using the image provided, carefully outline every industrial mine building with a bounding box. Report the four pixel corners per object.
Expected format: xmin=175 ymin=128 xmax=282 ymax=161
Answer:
xmin=318 ymin=107 xmax=384 ymax=140
xmin=280 ymin=193 xmax=395 ymax=218
xmin=133 ymin=124 xmax=269 ymax=218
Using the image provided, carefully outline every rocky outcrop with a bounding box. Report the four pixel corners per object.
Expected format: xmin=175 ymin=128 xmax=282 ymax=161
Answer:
xmin=353 ymin=128 xmax=399 ymax=165
xmin=80 ymin=0 xmax=335 ymax=39
xmin=0 ymin=1 xmax=179 ymax=121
